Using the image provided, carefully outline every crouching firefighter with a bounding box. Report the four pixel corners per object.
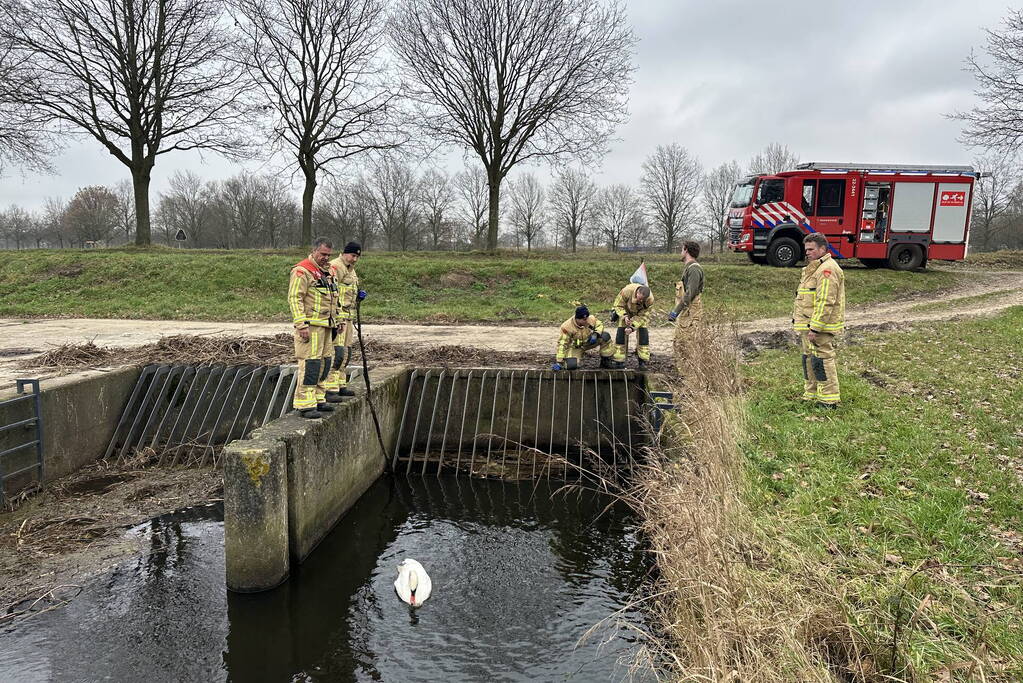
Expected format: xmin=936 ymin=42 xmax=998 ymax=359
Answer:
xmin=610 ymin=283 xmax=654 ymax=370
xmin=325 ymin=241 xmax=366 ymax=401
xmin=551 ymin=305 xmax=614 ymax=371
xmin=289 ymin=237 xmax=341 ymax=419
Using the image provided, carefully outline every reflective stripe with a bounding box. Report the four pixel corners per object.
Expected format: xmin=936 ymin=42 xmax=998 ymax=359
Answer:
xmin=288 ymin=273 xmax=306 ymax=324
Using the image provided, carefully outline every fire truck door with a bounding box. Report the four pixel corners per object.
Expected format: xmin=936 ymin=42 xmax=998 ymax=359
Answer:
xmin=889 ymin=182 xmax=935 ymax=233
xmin=932 ymin=183 xmax=970 ymax=242
xmin=814 ymin=178 xmax=848 ymax=233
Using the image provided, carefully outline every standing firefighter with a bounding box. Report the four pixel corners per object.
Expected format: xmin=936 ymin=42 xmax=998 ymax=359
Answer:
xmin=611 ymin=283 xmax=654 ymax=370
xmin=792 ymin=233 xmax=846 ymax=407
xmin=325 ymin=242 xmax=366 ymax=400
xmin=667 ymin=240 xmax=705 ymax=372
xmin=551 ymin=305 xmax=614 ymax=370
xmin=289 ymin=238 xmax=340 ymax=419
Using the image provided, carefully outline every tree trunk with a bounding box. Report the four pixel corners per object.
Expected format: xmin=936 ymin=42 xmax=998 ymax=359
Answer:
xmin=132 ymin=165 xmax=153 ymax=246
xmin=301 ymin=165 xmax=317 ymax=247
xmin=487 ymin=173 xmax=501 ymax=251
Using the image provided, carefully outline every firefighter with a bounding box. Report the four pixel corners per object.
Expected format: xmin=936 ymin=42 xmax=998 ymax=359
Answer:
xmin=289 ymin=237 xmax=341 ymax=418
xmin=325 ymin=242 xmax=366 ymax=401
xmin=667 ymin=240 xmax=704 ymax=372
xmin=792 ymin=233 xmax=845 ymax=407
xmin=610 ymin=283 xmax=654 ymax=370
xmin=551 ymin=305 xmax=614 ymax=370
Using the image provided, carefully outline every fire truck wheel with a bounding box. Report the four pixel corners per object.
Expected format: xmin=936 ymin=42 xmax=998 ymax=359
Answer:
xmin=747 ymin=253 xmax=768 ymax=265
xmin=767 ymin=237 xmax=801 ymax=268
xmin=888 ymin=244 xmax=924 ymax=271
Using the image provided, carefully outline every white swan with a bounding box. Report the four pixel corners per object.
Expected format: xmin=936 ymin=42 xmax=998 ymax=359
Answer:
xmin=393 ymin=558 xmax=432 ymax=607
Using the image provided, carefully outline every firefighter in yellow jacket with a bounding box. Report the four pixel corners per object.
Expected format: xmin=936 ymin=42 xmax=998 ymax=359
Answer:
xmin=325 ymin=242 xmax=365 ymax=400
xmin=667 ymin=240 xmax=705 ymax=373
xmin=288 ymin=237 xmax=340 ymax=418
xmin=611 ymin=283 xmax=654 ymax=370
xmin=551 ymin=305 xmax=614 ymax=370
xmin=792 ymin=233 xmax=845 ymax=407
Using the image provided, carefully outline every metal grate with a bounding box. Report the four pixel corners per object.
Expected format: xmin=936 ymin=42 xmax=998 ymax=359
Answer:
xmin=391 ymin=368 xmax=640 ymax=480
xmin=0 ymin=379 xmax=44 ymax=506
xmin=103 ymin=363 xmax=300 ymax=466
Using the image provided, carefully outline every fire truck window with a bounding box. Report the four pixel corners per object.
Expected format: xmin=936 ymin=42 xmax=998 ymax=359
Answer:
xmin=802 ymin=180 xmax=816 ymax=216
xmin=817 ymin=179 xmax=846 ymax=217
xmin=756 ymin=179 xmax=784 ymax=205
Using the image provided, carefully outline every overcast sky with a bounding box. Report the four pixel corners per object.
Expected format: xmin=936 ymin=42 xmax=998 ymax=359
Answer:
xmin=0 ymin=0 xmax=1014 ymax=210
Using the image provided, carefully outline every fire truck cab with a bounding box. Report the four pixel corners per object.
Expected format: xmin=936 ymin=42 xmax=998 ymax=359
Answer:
xmin=726 ymin=162 xmax=978 ymax=270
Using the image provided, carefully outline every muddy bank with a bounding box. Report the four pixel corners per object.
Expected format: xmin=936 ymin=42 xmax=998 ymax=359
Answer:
xmin=0 ymin=460 xmax=221 ymax=624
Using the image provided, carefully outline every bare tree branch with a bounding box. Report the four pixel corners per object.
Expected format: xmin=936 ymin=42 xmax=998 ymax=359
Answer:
xmin=231 ymin=0 xmax=404 ymax=244
xmin=700 ymin=160 xmax=743 ymax=254
xmin=548 ymin=166 xmax=596 ymax=252
xmin=507 ymin=171 xmax=545 ymax=251
xmin=390 ymin=0 xmax=635 ymax=249
xmin=2 ymin=0 xmax=251 ymax=244
xmin=746 ymin=143 xmax=799 ymax=175
xmin=956 ymin=10 xmax=1023 ymax=152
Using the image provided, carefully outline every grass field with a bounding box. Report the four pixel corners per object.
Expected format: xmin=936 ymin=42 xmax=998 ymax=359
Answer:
xmin=741 ymin=308 xmax=1023 ymax=678
xmin=0 ymin=247 xmax=961 ymax=323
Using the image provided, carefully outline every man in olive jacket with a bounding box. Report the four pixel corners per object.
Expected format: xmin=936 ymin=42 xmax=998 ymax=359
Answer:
xmin=792 ymin=233 xmax=846 ymax=407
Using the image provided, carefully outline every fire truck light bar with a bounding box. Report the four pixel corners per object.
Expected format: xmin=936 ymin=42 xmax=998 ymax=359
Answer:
xmin=795 ymin=162 xmax=977 ymax=175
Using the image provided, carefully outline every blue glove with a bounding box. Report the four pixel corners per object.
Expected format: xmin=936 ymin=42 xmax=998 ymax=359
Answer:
xmin=668 ymin=311 xmax=678 ymax=322
xmin=356 ymin=289 xmax=367 ymax=301
xmin=551 ymin=362 xmax=562 ymax=371
xmin=587 ymin=332 xmax=599 ymax=345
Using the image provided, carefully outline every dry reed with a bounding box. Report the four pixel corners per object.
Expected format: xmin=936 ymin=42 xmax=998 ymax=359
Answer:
xmin=624 ymin=323 xmax=881 ymax=681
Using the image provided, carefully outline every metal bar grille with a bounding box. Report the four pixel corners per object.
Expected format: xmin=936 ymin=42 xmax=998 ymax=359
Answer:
xmin=104 ymin=363 xmax=299 ymax=465
xmin=0 ymin=379 xmax=43 ymax=506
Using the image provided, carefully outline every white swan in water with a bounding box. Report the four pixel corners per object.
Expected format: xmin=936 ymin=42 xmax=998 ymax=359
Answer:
xmin=394 ymin=558 xmax=432 ymax=607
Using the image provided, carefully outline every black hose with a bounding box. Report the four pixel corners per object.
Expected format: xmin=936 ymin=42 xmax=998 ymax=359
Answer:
xmin=355 ymin=299 xmax=391 ymax=473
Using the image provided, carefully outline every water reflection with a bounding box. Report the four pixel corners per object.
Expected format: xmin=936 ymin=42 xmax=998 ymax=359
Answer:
xmin=1 ymin=477 xmax=653 ymax=682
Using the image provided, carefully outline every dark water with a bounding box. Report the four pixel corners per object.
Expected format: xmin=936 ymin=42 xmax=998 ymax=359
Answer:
xmin=0 ymin=477 xmax=653 ymax=682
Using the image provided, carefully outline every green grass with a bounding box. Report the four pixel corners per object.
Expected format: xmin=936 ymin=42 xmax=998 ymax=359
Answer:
xmin=741 ymin=308 xmax=1023 ymax=678
xmin=0 ymin=247 xmax=961 ymax=323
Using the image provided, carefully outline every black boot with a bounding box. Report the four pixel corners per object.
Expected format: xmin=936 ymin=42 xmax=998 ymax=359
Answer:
xmin=317 ymin=403 xmax=335 ymax=412
xmin=300 ymin=408 xmax=322 ymax=419
xmin=613 ymin=361 xmax=625 ymax=370
xmin=637 ymin=359 xmax=648 ymax=371
xmin=599 ymin=356 xmax=613 ymax=369
xmin=338 ymin=387 xmax=356 ymax=397
xmin=324 ymin=391 xmax=344 ymax=403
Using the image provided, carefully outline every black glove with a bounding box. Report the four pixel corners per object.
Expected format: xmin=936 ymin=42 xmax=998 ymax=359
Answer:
xmin=609 ymin=311 xmax=619 ymax=323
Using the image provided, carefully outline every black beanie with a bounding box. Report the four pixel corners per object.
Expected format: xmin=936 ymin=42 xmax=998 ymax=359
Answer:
xmin=575 ymin=305 xmax=589 ymax=319
xmin=343 ymin=241 xmax=362 ymax=255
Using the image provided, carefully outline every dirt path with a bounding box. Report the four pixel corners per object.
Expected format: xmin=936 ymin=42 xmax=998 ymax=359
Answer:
xmin=2 ymin=269 xmax=1022 ymax=384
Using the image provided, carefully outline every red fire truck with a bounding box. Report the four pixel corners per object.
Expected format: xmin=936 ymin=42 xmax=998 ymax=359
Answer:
xmin=726 ymin=162 xmax=978 ymax=269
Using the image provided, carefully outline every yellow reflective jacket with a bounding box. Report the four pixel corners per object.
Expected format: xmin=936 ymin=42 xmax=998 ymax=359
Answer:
xmin=329 ymin=257 xmax=359 ymax=321
xmin=288 ymin=258 xmax=338 ymax=329
xmin=556 ymin=315 xmax=605 ymax=361
xmin=613 ymin=283 xmax=655 ymax=325
xmin=792 ymin=254 xmax=845 ymax=333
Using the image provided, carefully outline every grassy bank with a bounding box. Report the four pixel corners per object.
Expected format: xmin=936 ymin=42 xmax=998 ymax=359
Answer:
xmin=741 ymin=308 xmax=1023 ymax=678
xmin=0 ymin=247 xmax=959 ymax=323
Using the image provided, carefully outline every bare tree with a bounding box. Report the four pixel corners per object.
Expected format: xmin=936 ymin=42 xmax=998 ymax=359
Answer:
xmin=746 ymin=143 xmax=799 ymax=175
xmin=0 ymin=205 xmax=35 ymax=248
xmin=418 ymin=168 xmax=455 ymax=249
xmin=597 ymin=184 xmax=640 ymax=252
xmin=971 ymin=152 xmax=1020 ymax=251
xmin=366 ymin=156 xmax=419 ymax=251
xmin=507 ymin=173 xmax=546 ymax=251
xmin=41 ymin=197 xmax=69 ymax=247
xmin=640 ymin=143 xmax=702 ymax=252
xmin=390 ymin=0 xmax=635 ymax=250
xmin=0 ymin=32 xmax=53 ymax=173
xmin=65 ymin=185 xmax=119 ymax=244
xmin=701 ymin=160 xmax=744 ymax=253
xmin=2 ymin=0 xmax=249 ymax=245
xmin=232 ymin=0 xmax=402 ymax=245
xmin=549 ymin=167 xmax=597 ymax=253
xmin=454 ymin=165 xmax=489 ymax=248
xmin=957 ymin=10 xmax=1023 ymax=151
xmin=157 ymin=171 xmax=213 ymax=246
xmin=112 ymin=180 xmax=136 ymax=244
xmin=210 ymin=174 xmax=266 ymax=248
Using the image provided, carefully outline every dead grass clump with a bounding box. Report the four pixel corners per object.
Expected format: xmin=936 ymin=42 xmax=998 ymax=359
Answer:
xmin=629 ymin=323 xmax=880 ymax=681
xmin=33 ymin=342 xmax=116 ymax=369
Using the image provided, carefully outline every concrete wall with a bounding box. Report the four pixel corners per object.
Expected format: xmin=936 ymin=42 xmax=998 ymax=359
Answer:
xmin=223 ymin=366 xmax=408 ymax=592
xmin=0 ymin=367 xmax=142 ymax=496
